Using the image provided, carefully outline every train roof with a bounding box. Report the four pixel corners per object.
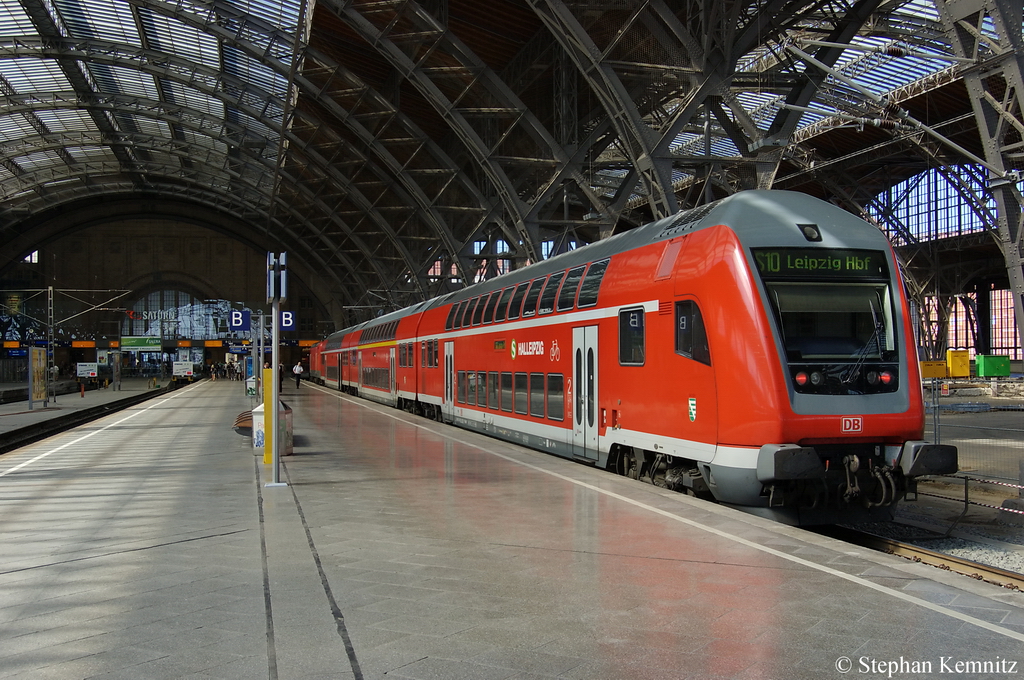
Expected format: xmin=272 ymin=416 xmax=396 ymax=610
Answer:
xmin=324 ymin=190 xmax=882 ymax=343
xmin=422 ymin=190 xmax=881 ymax=308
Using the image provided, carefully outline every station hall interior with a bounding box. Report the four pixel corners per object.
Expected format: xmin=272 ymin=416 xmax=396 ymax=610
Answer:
xmin=2 ymin=3 xmax=1024 ymax=680
xmin=0 ymin=0 xmax=1020 ymax=373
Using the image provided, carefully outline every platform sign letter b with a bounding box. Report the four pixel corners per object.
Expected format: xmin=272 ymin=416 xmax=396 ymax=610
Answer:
xmin=281 ymin=311 xmax=295 ymax=330
xmin=229 ymin=310 xmax=251 ymax=331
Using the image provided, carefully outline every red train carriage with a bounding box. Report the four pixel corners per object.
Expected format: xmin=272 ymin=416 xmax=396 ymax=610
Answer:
xmin=310 ymin=190 xmax=957 ymax=525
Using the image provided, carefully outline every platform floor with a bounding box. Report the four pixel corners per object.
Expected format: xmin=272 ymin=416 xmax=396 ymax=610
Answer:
xmin=0 ymin=378 xmax=174 ymax=438
xmin=2 ymin=379 xmax=1024 ymax=679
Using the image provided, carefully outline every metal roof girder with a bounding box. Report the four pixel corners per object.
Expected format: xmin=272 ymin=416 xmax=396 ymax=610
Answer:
xmin=330 ymin=0 xmax=564 ymax=263
xmin=287 ymin=69 xmax=473 ymax=289
xmin=18 ymin=0 xmax=154 ymax=185
xmin=271 ymin=161 xmax=400 ymax=295
xmin=935 ymin=0 xmax=1024 ymax=350
xmin=766 ymin=0 xmax=886 ymax=143
xmin=527 ymin=0 xmax=680 ymax=218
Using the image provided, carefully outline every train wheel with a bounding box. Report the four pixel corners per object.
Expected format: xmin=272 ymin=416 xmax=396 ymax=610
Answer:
xmin=622 ymin=449 xmax=639 ymax=479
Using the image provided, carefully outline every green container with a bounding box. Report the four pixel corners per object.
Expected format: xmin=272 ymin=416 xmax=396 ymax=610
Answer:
xmin=976 ymin=354 xmax=1011 ymax=377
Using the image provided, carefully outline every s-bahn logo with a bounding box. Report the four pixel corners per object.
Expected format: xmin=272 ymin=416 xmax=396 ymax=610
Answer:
xmin=842 ymin=417 xmax=863 ymax=433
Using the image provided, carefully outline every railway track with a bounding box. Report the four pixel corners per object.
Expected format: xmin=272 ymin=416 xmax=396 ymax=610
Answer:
xmin=820 ymin=525 xmax=1024 ymax=591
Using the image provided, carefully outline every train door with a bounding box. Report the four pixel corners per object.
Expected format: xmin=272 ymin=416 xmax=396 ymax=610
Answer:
xmin=389 ymin=347 xmax=396 ymax=402
xmin=572 ymin=326 xmax=599 ymax=460
xmin=443 ymin=341 xmax=455 ymax=421
xmin=357 ymin=351 xmax=363 ymax=393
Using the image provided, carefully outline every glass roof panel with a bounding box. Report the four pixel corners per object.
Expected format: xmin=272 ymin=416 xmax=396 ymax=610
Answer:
xmin=66 ymin=145 xmax=118 ymax=163
xmin=89 ymin=63 xmax=160 ymax=100
xmin=138 ymin=9 xmax=220 ymax=71
xmin=0 ymin=113 xmax=39 ymax=141
xmin=0 ymin=0 xmax=37 ymax=38
xmin=223 ymin=45 xmax=289 ymax=102
xmin=0 ymin=58 xmax=73 ymax=92
xmin=15 ymin=149 xmax=65 ymax=171
xmin=161 ymin=80 xmax=225 ymax=119
xmin=180 ymin=129 xmax=228 ymax=156
xmin=233 ymin=0 xmax=302 ymax=31
xmin=34 ymin=109 xmax=99 ymax=134
xmin=53 ymin=0 xmax=142 ymax=45
xmin=124 ymin=116 xmax=172 ymax=140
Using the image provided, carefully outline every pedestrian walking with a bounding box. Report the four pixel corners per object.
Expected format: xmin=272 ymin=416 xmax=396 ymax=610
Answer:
xmin=292 ymin=361 xmax=303 ymax=388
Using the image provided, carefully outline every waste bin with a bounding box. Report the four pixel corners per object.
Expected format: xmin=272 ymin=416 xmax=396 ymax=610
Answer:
xmin=250 ymin=402 xmax=292 ymax=455
xmin=245 ymin=376 xmax=257 ymax=396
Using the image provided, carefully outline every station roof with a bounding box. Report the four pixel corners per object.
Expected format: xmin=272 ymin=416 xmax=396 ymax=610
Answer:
xmin=0 ymin=0 xmax=1018 ymax=321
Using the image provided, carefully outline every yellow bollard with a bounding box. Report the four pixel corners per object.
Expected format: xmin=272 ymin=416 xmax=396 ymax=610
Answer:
xmin=262 ymin=367 xmax=275 ymax=464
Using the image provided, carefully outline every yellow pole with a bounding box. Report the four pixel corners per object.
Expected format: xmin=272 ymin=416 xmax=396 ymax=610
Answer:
xmin=262 ymin=367 xmax=274 ymax=464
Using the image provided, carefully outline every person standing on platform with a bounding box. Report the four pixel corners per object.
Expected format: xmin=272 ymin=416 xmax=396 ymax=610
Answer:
xmin=278 ymin=363 xmax=284 ymax=392
xmin=292 ymin=361 xmax=303 ymax=388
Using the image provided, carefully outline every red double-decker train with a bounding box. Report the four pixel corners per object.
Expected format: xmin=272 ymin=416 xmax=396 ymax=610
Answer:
xmin=309 ymin=190 xmax=956 ymax=524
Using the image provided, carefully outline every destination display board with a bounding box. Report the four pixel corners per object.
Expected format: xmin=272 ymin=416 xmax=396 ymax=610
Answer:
xmin=752 ymin=248 xmax=889 ymax=280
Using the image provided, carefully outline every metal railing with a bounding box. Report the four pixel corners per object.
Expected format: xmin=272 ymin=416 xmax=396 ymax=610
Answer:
xmin=913 ymin=474 xmax=1024 ymax=537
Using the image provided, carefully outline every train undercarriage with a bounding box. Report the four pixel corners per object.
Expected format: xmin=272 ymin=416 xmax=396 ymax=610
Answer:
xmin=606 ymin=441 xmax=957 ymax=525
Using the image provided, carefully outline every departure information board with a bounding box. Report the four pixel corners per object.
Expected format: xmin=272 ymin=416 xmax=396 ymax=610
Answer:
xmin=751 ymin=248 xmax=889 ymax=280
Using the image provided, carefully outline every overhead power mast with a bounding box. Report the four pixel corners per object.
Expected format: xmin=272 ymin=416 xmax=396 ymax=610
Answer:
xmin=936 ymin=0 xmax=1024 ymax=353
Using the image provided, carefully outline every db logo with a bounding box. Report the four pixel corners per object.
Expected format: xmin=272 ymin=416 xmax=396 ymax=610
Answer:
xmin=841 ymin=417 xmax=863 ymax=433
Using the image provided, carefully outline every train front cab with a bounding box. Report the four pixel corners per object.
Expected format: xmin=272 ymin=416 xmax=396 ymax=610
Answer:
xmin=702 ymin=201 xmax=957 ymax=524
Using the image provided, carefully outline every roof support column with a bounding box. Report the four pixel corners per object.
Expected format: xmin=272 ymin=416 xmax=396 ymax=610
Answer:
xmin=937 ymin=0 xmax=1024 ymax=355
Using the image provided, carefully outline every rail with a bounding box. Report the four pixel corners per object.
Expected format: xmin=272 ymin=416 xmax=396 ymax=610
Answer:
xmin=822 ymin=525 xmax=1024 ymax=591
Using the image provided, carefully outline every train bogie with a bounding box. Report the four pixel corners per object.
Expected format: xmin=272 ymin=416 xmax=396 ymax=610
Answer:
xmin=310 ymin=190 xmax=957 ymax=525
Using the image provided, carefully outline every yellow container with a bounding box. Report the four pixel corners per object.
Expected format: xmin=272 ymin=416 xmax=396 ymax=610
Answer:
xmin=945 ymin=349 xmax=970 ymax=378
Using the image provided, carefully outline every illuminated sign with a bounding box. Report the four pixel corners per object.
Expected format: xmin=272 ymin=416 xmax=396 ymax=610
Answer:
xmin=126 ymin=309 xmax=177 ymax=320
xmin=752 ymin=248 xmax=888 ymax=279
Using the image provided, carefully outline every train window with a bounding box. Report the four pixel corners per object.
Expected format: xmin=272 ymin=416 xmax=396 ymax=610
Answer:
xmin=500 ymin=372 xmax=513 ymax=411
xmin=477 ymin=372 xmax=487 ymax=406
xmin=421 ymin=341 xmax=426 ymax=368
xmin=482 ymin=292 xmax=500 ymax=324
xmin=675 ymin=301 xmax=711 ymax=365
xmin=433 ymin=339 xmax=439 ymax=367
xmin=577 ymin=259 xmax=608 ymax=308
xmin=507 ymin=283 xmax=528 ymax=321
xmin=557 ymin=266 xmax=586 ymax=312
xmin=399 ymin=344 xmax=405 ymax=367
xmin=494 ymin=287 xmax=514 ymax=322
xmin=514 ymin=372 xmax=528 ymax=414
xmin=461 ymin=298 xmax=478 ymax=328
xmin=467 ymin=371 xmax=477 ymax=405
xmin=457 ymin=371 xmax=467 ymax=403
xmin=546 ymin=374 xmax=564 ymax=421
xmin=488 ymin=371 xmax=499 ymax=409
xmin=473 ymin=294 xmax=489 ymax=326
xmin=529 ymin=373 xmax=545 ymax=417
xmin=521 ymin=277 xmax=546 ymax=318
xmin=538 ymin=271 xmax=565 ymax=315
xmin=619 ymin=307 xmax=646 ymax=365
xmin=451 ymin=300 xmax=466 ymax=329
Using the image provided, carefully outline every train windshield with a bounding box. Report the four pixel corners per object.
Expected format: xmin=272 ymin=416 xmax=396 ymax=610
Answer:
xmin=765 ymin=283 xmax=897 ymax=362
xmin=753 ymin=247 xmax=901 ymax=395
xmin=763 ymin=281 xmax=900 ymax=395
